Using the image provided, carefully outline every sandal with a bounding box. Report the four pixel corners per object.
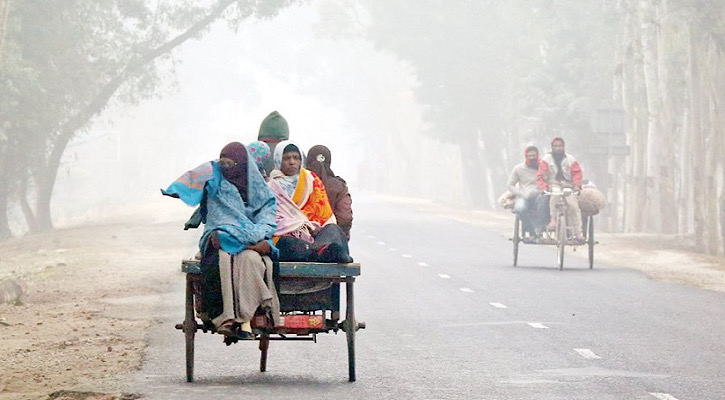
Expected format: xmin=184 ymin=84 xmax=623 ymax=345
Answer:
xmin=238 ymin=321 xmax=255 ymax=340
xmin=216 ymin=319 xmax=236 ymax=337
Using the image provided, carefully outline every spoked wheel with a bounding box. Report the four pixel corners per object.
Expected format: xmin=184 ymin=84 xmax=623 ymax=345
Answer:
xmin=345 ymin=276 xmax=356 ymax=382
xmin=183 ymin=276 xmax=197 ymax=382
xmin=587 ymin=216 xmax=595 ymax=269
xmin=513 ymin=214 xmax=521 ymax=267
xmin=556 ymin=214 xmax=566 ymax=271
xmin=259 ymin=332 xmax=270 ymax=372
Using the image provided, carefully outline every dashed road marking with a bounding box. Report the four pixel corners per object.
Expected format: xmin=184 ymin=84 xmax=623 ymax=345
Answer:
xmin=376 ymin=241 xmax=385 ymax=245
xmin=650 ymin=394 xmax=679 ymax=400
xmin=402 ymin=254 xmax=412 ymax=258
xmin=417 ymin=262 xmax=429 ymax=267
xmin=574 ymin=348 xmax=601 ymax=359
xmin=489 ymin=302 xmax=508 ymax=309
xmin=460 ymin=288 xmax=474 ymax=293
xmin=437 ymin=274 xmax=451 ymax=279
xmin=390 ymin=247 xmax=397 ymax=251
xmin=528 ymin=322 xmax=549 ymax=329
xmin=367 ymin=235 xmax=375 ymax=239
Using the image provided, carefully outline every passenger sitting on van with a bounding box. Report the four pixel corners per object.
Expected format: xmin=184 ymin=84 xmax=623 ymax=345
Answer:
xmin=305 ymin=144 xmax=353 ymax=240
xmin=267 ymin=140 xmax=353 ymax=263
xmin=162 ymin=142 xmax=280 ymax=339
xmin=507 ymin=145 xmax=548 ymax=236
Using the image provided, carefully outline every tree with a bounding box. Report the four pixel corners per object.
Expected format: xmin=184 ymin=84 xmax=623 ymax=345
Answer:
xmin=359 ymin=0 xmax=618 ymax=207
xmin=0 ymin=0 xmax=295 ymax=237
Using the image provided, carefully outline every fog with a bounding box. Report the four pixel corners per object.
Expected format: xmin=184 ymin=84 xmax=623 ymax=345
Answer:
xmin=48 ymin=2 xmax=461 ymax=230
xmin=3 ymin=1 xmax=724 ymax=249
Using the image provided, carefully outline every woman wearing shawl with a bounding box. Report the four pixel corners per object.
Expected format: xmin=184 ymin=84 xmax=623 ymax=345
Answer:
xmin=306 ymin=144 xmax=353 ymax=239
xmin=248 ymin=140 xmax=272 ymax=181
xmin=268 ymin=140 xmax=353 ymax=263
xmin=162 ymin=142 xmax=280 ymax=339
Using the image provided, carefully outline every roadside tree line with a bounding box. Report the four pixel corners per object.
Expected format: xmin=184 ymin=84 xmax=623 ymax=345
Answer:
xmin=0 ymin=0 xmax=293 ymax=240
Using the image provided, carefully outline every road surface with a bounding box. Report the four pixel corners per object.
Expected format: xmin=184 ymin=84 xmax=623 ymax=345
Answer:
xmin=128 ymin=195 xmax=725 ymax=400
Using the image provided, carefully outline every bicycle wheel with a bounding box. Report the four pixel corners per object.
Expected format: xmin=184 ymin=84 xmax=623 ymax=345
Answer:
xmin=513 ymin=214 xmax=521 ymax=267
xmin=557 ymin=214 xmax=566 ymax=270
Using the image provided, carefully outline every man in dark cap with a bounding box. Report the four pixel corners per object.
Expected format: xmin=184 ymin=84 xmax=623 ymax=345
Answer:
xmin=257 ymin=111 xmax=289 ymax=175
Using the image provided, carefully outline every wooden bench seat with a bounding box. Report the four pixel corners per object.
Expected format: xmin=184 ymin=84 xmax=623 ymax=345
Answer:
xmin=181 ymin=259 xmax=360 ymax=278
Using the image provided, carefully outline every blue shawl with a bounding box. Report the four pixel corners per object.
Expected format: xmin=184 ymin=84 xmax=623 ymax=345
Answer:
xmin=162 ymin=157 xmax=277 ymax=256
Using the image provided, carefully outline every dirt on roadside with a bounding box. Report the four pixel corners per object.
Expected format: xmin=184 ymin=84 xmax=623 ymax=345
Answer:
xmin=1 ymin=195 xmax=724 ymax=400
xmin=0 ymin=200 xmax=193 ymax=400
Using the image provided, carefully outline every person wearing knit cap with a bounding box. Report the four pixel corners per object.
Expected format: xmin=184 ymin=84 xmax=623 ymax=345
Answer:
xmin=537 ymin=137 xmax=585 ymax=242
xmin=507 ymin=145 xmax=547 ymax=237
xmin=306 ymin=144 xmax=353 ymax=239
xmin=257 ymin=111 xmax=289 ymax=174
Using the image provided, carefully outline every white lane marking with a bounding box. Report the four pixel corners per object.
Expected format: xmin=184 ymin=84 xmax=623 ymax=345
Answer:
xmin=441 ymin=321 xmax=532 ymax=327
xmin=574 ymin=348 xmax=601 ymax=359
xmin=460 ymin=288 xmax=474 ymax=293
xmin=417 ymin=262 xmax=429 ymax=267
xmin=367 ymin=235 xmax=374 ymax=239
xmin=528 ymin=322 xmax=549 ymax=329
xmin=437 ymin=274 xmax=451 ymax=279
xmin=402 ymin=254 xmax=412 ymax=258
xmin=650 ymin=394 xmax=679 ymax=400
xmin=489 ymin=302 xmax=508 ymax=309
xmin=390 ymin=247 xmax=397 ymax=251
xmin=376 ymin=241 xmax=385 ymax=245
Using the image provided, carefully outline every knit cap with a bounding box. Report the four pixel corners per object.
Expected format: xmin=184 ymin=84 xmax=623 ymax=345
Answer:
xmin=258 ymin=111 xmax=289 ymax=142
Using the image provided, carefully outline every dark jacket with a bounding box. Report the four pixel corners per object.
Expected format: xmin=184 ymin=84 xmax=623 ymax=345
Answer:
xmin=323 ymin=175 xmax=353 ymax=239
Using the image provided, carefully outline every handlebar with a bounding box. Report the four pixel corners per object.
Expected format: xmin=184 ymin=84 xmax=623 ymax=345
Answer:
xmin=545 ymin=187 xmax=577 ymax=196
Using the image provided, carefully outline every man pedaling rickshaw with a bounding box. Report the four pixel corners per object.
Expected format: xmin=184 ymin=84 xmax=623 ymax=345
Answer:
xmin=537 ymin=137 xmax=586 ymax=242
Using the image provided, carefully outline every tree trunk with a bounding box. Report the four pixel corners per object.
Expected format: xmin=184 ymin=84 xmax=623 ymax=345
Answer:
xmin=688 ymin=26 xmax=706 ymax=251
xmin=631 ymin=48 xmax=649 ymax=232
xmin=678 ymin=110 xmax=692 ymax=236
xmin=18 ymin=170 xmax=39 ymax=234
xmin=0 ymin=0 xmax=11 ymax=66
xmin=640 ymin=0 xmax=661 ymax=233
xmin=705 ymin=41 xmax=722 ymax=255
xmin=618 ymin=0 xmax=636 ymax=233
xmin=457 ymin=134 xmax=485 ymax=208
xmin=655 ymin=0 xmax=677 ymax=234
xmin=31 ymin=0 xmax=239 ymax=231
xmin=0 ymin=181 xmax=12 ymax=240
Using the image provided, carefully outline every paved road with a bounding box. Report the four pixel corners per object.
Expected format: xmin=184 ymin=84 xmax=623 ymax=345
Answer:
xmin=129 ymin=195 xmax=725 ymax=399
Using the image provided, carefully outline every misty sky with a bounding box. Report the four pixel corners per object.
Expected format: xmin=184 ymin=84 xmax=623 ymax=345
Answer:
xmin=48 ymin=2 xmax=434 ymax=229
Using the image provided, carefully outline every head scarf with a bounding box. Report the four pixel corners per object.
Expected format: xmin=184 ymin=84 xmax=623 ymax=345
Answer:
xmin=162 ymin=143 xmax=277 ymax=255
xmin=220 ymin=142 xmax=249 ymax=202
xmin=306 ymin=144 xmax=335 ymax=180
xmin=524 ymin=145 xmax=539 ymax=169
xmin=273 ymin=140 xmax=305 ymax=171
xmin=248 ymin=140 xmax=271 ymax=176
